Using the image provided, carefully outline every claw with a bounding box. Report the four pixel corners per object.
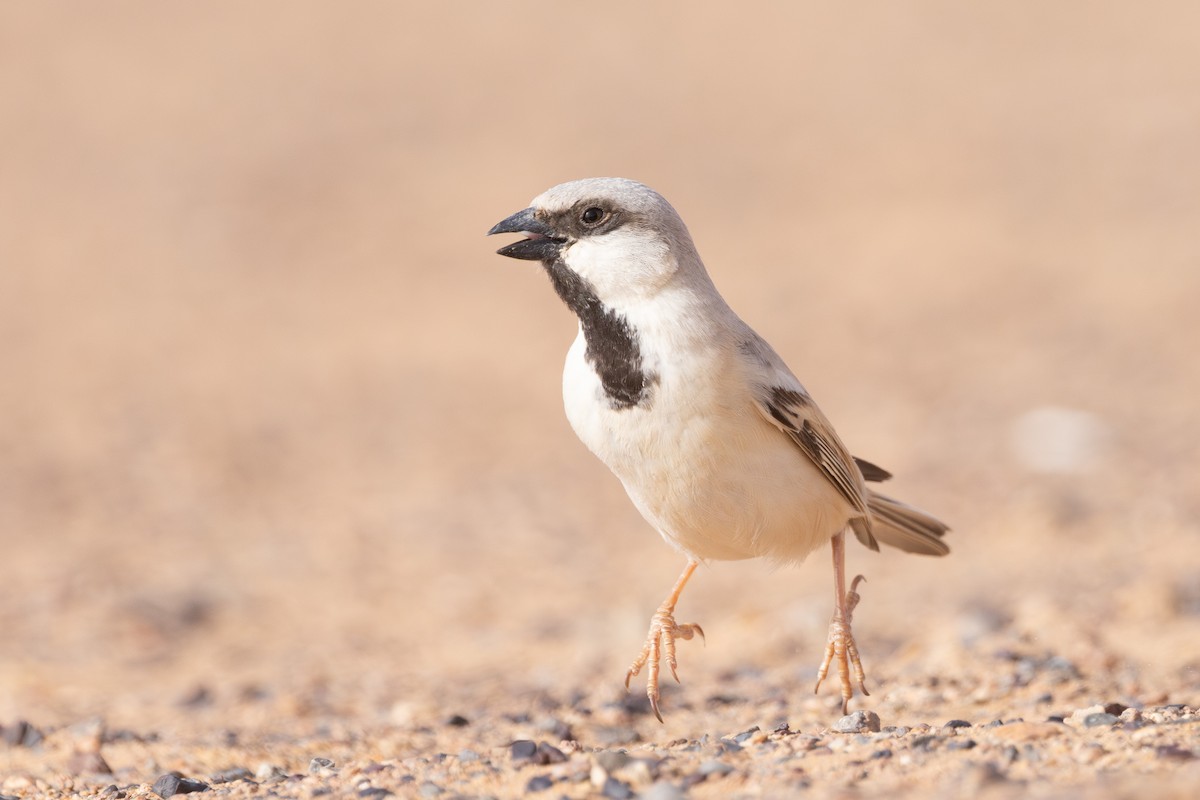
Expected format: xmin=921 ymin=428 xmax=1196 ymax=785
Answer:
xmin=814 ymin=537 xmax=871 ymax=714
xmin=626 ymin=610 xmax=703 ymax=721
xmin=624 ymin=562 xmax=702 ymax=722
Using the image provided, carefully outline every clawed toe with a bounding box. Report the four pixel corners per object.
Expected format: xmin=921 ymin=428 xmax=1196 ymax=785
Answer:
xmin=625 ymin=611 xmax=704 ymax=722
xmin=624 ymin=561 xmax=703 ymax=722
xmin=814 ymin=573 xmax=869 ymax=714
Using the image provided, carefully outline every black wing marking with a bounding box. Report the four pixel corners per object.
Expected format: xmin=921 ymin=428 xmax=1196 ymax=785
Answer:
xmin=853 ymin=457 xmax=892 ymax=483
xmin=762 ymin=388 xmax=868 ymax=517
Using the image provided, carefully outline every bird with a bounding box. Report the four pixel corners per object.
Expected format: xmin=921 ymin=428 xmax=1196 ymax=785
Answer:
xmin=488 ymin=177 xmax=949 ymax=720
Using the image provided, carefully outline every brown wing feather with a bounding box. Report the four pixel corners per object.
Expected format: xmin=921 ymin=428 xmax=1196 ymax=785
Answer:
xmin=758 ymin=390 xmax=869 ymax=518
xmin=755 ymin=384 xmax=949 ymax=557
xmin=853 ymin=457 xmax=892 ymax=482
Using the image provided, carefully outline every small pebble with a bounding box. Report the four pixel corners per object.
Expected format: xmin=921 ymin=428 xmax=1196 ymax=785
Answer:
xmin=510 ymin=740 xmax=539 ymax=763
xmin=210 ymin=767 xmax=252 ymax=784
xmin=525 ymin=774 xmax=554 ymax=792
xmin=1043 ymin=656 xmax=1081 ymax=681
xmin=151 ymin=774 xmax=209 ymax=798
xmin=961 ymin=761 xmax=1007 ymax=791
xmin=309 ymin=757 xmax=335 ymax=773
xmin=732 ymin=726 xmax=760 ymax=743
xmin=624 ymin=758 xmax=658 ymax=784
xmin=601 ymin=777 xmax=634 ymax=799
xmin=698 ymin=759 xmax=733 ymax=776
xmin=834 ymin=711 xmax=881 ymax=733
xmin=943 ymin=719 xmax=972 ymax=729
xmin=535 ymin=716 xmax=572 ymax=740
xmin=360 ymin=788 xmax=394 ymax=799
xmin=911 ymin=735 xmax=937 ymax=752
xmin=1 ymin=721 xmax=43 ymax=748
xmin=68 ymin=751 xmax=113 ymax=776
xmin=457 ymin=749 xmax=480 ymax=763
xmin=536 ymin=742 xmax=567 ymax=764
xmin=947 ymin=738 xmax=978 ymax=751
xmin=255 ymin=763 xmax=286 ymax=781
xmin=594 ymin=751 xmax=630 ymax=773
xmin=178 ymin=685 xmax=212 ymax=708
xmin=640 ymin=781 xmax=686 ymax=800
xmin=1083 ymin=713 xmax=1120 ymax=728
xmin=1155 ymin=745 xmax=1195 ymax=761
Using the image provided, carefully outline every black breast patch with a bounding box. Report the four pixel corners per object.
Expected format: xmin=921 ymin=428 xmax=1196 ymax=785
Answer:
xmin=544 ymin=260 xmax=655 ymax=409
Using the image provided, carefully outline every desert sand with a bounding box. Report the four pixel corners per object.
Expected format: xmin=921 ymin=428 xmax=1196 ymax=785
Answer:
xmin=1 ymin=3 xmax=1198 ymax=798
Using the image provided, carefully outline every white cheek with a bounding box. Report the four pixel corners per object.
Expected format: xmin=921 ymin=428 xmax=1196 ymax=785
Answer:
xmin=564 ymin=231 xmax=676 ymax=301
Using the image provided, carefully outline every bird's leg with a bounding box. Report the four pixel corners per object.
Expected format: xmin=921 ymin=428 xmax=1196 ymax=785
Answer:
xmin=813 ymin=532 xmax=869 ymax=714
xmin=624 ymin=559 xmax=704 ymax=722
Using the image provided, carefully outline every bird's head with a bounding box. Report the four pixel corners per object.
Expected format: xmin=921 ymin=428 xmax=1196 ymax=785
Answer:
xmin=488 ymin=178 xmax=703 ymax=304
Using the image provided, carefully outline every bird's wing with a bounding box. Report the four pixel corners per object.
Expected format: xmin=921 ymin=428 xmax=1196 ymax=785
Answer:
xmin=740 ymin=332 xmax=947 ymax=555
xmin=744 ymin=342 xmax=881 ymax=550
xmin=740 ymin=333 xmax=872 ymax=522
xmin=754 ymin=383 xmax=870 ymax=517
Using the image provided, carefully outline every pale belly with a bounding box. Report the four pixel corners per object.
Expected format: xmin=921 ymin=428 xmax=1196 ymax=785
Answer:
xmin=562 ymin=338 xmax=852 ymax=564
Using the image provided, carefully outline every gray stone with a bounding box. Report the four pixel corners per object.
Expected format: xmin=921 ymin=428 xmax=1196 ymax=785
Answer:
xmin=601 ymin=777 xmax=634 ymax=799
xmin=698 ymin=759 xmax=734 ymax=776
xmin=1083 ymin=712 xmax=1120 ymax=727
xmin=594 ymin=750 xmax=631 ymax=773
xmin=151 ymin=774 xmax=209 ymax=798
xmin=834 ymin=710 xmax=881 ymax=733
xmin=525 ymin=774 xmax=554 ymax=792
xmin=510 ymin=740 xmax=538 ymax=762
xmin=640 ymin=781 xmax=686 ymax=800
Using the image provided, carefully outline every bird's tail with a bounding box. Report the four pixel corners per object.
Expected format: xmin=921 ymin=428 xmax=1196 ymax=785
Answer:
xmin=865 ymin=490 xmax=950 ymax=556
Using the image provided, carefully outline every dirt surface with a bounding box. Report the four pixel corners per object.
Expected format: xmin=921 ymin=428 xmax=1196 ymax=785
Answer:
xmin=2 ymin=3 xmax=1199 ymax=798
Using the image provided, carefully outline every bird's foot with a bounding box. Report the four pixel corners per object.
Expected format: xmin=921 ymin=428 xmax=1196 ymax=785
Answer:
xmin=624 ymin=607 xmax=704 ymax=722
xmin=813 ymin=574 xmax=869 ymax=714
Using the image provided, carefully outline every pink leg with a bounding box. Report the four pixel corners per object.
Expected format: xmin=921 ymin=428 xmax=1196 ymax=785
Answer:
xmin=813 ymin=532 xmax=869 ymax=714
xmin=625 ymin=560 xmax=705 ymax=722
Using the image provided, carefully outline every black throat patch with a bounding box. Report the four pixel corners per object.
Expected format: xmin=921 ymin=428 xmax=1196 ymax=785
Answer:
xmin=544 ymin=260 xmax=655 ymax=409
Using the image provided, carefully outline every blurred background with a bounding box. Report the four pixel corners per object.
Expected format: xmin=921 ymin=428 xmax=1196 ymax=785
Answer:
xmin=1 ymin=2 xmax=1197 ymax=735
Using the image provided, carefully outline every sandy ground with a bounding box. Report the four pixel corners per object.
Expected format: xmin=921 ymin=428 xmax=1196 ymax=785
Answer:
xmin=2 ymin=3 xmax=1199 ymax=798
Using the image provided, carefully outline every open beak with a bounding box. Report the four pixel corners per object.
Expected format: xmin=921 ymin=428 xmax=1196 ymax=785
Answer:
xmin=487 ymin=207 xmax=565 ymax=261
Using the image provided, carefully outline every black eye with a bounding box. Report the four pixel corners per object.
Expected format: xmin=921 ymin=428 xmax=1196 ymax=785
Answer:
xmin=580 ymin=206 xmax=605 ymax=225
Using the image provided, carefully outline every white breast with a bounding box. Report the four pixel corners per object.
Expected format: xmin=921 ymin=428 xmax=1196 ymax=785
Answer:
xmin=561 ymin=315 xmax=853 ymax=566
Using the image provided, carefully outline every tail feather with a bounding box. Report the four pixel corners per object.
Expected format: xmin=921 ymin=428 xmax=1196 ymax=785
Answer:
xmin=865 ymin=490 xmax=950 ymax=556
